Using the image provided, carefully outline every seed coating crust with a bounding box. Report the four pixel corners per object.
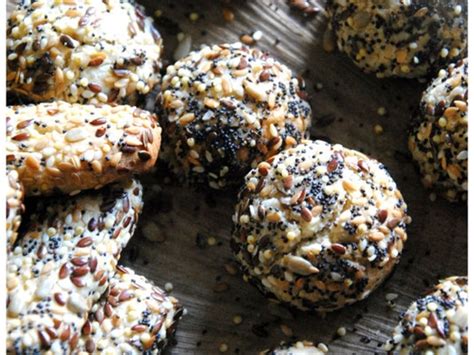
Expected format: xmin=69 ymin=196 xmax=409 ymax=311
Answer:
xmin=159 ymin=42 xmax=312 ymax=189
xmin=6 ymin=101 xmax=161 ymax=196
xmin=7 ymin=0 xmax=162 ymax=105
xmin=6 ymin=170 xmax=25 ymax=250
xmin=7 ymin=179 xmax=143 ymax=354
xmin=385 ymin=276 xmax=468 ymax=355
xmin=326 ymin=0 xmax=467 ymax=78
xmin=76 ymin=266 xmax=183 ymax=354
xmin=409 ymin=58 xmax=468 ymax=202
xmin=231 ymin=140 xmax=409 ymax=312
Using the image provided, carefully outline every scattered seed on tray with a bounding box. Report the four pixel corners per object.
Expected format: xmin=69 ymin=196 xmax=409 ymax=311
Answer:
xmin=260 ymin=340 xmax=325 ymax=354
xmin=223 ymin=8 xmax=235 ymax=22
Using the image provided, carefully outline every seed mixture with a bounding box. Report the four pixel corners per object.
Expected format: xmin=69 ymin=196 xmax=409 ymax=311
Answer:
xmin=409 ymin=58 xmax=468 ymax=202
xmin=7 ymin=179 xmax=143 ymax=353
xmin=6 ymin=170 xmax=24 ymax=250
xmin=260 ymin=340 xmax=325 ymax=355
xmin=6 ymin=101 xmax=161 ymax=196
xmin=159 ymin=42 xmax=312 ymax=189
xmin=77 ymin=266 xmax=183 ymax=354
xmin=4 ymin=0 xmax=469 ymax=353
xmin=326 ymin=0 xmax=467 ymax=78
xmin=385 ymin=276 xmax=468 ymax=354
xmin=7 ymin=0 xmax=162 ymax=105
xmin=231 ymin=140 xmax=410 ymax=311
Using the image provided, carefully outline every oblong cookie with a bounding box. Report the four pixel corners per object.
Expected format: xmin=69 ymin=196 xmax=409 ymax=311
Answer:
xmin=77 ymin=266 xmax=183 ymax=354
xmin=7 ymin=170 xmax=24 ymax=250
xmin=7 ymin=0 xmax=162 ymax=105
xmin=7 ymin=179 xmax=143 ymax=353
xmin=6 ymin=101 xmax=161 ymax=196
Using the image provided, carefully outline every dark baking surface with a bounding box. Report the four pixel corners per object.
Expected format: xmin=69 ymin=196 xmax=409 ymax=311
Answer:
xmin=6 ymin=1 xmax=467 ymax=354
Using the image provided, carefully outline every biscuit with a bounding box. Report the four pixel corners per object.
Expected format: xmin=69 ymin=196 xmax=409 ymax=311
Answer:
xmin=7 ymin=179 xmax=143 ymax=353
xmin=231 ymin=140 xmax=410 ymax=311
xmin=385 ymin=276 xmax=468 ymax=354
xmin=326 ymin=0 xmax=467 ymax=78
xmin=77 ymin=266 xmax=183 ymax=354
xmin=160 ymin=42 xmax=312 ymax=189
xmin=7 ymin=0 xmax=162 ymax=105
xmin=6 ymin=101 xmax=161 ymax=196
xmin=6 ymin=170 xmax=24 ymax=250
xmin=409 ymin=58 xmax=468 ymax=201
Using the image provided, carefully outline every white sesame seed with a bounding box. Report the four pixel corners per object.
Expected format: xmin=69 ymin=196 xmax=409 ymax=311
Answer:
xmin=65 ymin=70 xmax=75 ymax=80
xmin=440 ymin=48 xmax=449 ymax=58
xmin=70 ymin=84 xmax=78 ymax=96
xmin=165 ymin=282 xmax=173 ymax=292
xmin=187 ymin=138 xmax=195 ymax=147
xmin=419 ymin=317 xmax=428 ymax=326
xmin=317 ymin=343 xmax=329 ymax=353
xmin=252 ymin=30 xmax=263 ymax=41
xmin=456 ymin=150 xmax=467 ymax=160
xmin=337 ymin=326 xmax=347 ymax=337
xmin=7 ymin=53 xmax=18 ymax=61
xmin=97 ymin=93 xmax=108 ymax=102
xmin=81 ymin=90 xmax=95 ymax=99
xmin=79 ymin=78 xmax=89 ymax=87
xmin=136 ymin=81 xmax=145 ymax=91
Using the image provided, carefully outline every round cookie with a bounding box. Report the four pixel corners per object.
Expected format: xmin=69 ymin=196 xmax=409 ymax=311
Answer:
xmin=260 ymin=341 xmax=325 ymax=355
xmin=159 ymin=42 xmax=312 ymax=189
xmin=231 ymin=140 xmax=410 ymax=312
xmin=408 ymin=58 xmax=468 ymax=202
xmin=7 ymin=0 xmax=162 ymax=105
xmin=385 ymin=276 xmax=468 ymax=354
xmin=326 ymin=0 xmax=467 ymax=78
